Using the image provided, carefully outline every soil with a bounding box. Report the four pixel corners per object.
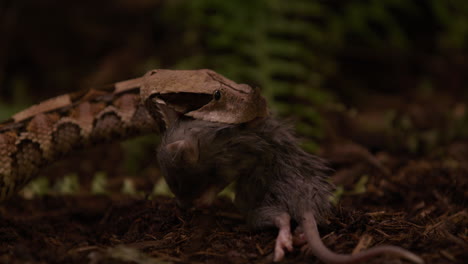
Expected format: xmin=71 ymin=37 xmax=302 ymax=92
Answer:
xmin=1 ymin=90 xmax=467 ymax=264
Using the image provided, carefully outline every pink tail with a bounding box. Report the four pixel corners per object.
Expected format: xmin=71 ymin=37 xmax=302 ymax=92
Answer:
xmin=302 ymin=212 xmax=424 ymax=264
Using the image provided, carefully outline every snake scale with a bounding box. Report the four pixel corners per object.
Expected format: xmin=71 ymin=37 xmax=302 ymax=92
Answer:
xmin=0 ymin=76 xmax=156 ymax=201
xmin=0 ymin=69 xmax=267 ymax=202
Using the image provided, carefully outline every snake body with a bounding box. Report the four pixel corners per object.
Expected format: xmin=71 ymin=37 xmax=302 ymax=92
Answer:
xmin=0 ymin=81 xmax=162 ymax=201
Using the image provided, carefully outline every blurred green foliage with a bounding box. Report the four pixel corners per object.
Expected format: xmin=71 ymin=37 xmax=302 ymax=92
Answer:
xmin=330 ymin=174 xmax=369 ymax=205
xmin=2 ymin=0 xmax=466 ymax=143
xmin=121 ymin=134 xmax=161 ymax=175
xmin=91 ymin=171 xmax=108 ymax=195
xmin=431 ymin=0 xmax=468 ymax=51
xmin=155 ymin=0 xmax=468 ymax=151
xmin=2 ymin=0 xmax=468 ymax=198
xmin=0 ymin=78 xmax=32 ymax=121
xmin=21 ymin=177 xmax=50 ymax=199
xmin=159 ymin=0 xmax=337 ymax=152
xmin=55 ymin=173 xmax=80 ymax=194
xmin=151 ymin=177 xmax=174 ymax=197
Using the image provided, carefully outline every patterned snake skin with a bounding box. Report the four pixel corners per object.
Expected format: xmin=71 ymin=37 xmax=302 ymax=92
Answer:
xmin=0 ymin=79 xmax=162 ymax=201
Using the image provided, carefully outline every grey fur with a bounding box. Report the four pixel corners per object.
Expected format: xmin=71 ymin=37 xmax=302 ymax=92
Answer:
xmin=158 ymin=116 xmax=333 ymax=227
xmin=158 ymin=116 xmax=424 ymax=264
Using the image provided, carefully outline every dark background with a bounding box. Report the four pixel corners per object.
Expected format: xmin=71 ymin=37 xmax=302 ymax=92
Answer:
xmin=1 ymin=0 xmax=467 ymax=150
xmin=0 ymin=1 xmax=466 ymax=263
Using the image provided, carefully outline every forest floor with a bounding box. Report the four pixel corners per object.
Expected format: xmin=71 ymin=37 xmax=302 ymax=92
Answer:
xmin=0 ymin=90 xmax=467 ymax=264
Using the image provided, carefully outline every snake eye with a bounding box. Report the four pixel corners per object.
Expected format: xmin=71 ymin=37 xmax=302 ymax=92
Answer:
xmin=213 ymin=90 xmax=221 ymax=101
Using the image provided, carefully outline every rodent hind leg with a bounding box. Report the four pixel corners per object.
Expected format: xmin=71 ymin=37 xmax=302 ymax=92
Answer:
xmin=291 ymin=226 xmax=308 ymax=248
xmin=272 ymin=212 xmax=294 ymax=262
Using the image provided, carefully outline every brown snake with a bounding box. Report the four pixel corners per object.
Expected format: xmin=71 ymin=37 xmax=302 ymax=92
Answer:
xmin=0 ymin=69 xmax=267 ymax=201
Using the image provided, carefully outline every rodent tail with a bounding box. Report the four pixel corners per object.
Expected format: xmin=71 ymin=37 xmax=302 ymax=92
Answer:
xmin=301 ymin=211 xmax=424 ymax=264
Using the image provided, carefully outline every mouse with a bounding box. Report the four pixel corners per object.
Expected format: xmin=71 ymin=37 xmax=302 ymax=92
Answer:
xmin=157 ymin=116 xmax=424 ymax=263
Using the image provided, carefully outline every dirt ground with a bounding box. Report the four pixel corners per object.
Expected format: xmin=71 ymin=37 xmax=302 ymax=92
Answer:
xmin=1 ymin=90 xmax=467 ymax=264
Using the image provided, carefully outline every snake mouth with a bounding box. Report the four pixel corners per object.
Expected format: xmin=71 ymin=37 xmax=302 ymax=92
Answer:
xmin=156 ymin=92 xmax=213 ymax=113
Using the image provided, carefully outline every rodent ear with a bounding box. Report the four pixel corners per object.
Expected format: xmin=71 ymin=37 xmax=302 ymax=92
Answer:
xmin=165 ymin=139 xmax=199 ymax=165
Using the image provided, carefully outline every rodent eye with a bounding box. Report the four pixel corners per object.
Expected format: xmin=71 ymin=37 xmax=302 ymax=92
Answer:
xmin=213 ymin=90 xmax=221 ymax=101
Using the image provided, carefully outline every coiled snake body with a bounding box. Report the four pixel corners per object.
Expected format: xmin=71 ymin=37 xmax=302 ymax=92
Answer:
xmin=0 ymin=77 xmax=159 ymax=200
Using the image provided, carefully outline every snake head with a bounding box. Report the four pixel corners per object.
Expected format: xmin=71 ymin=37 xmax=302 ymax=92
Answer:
xmin=141 ymin=69 xmax=268 ymax=125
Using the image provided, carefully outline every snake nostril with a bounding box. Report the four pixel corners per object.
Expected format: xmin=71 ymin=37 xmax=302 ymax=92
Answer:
xmin=150 ymin=70 xmax=158 ymax=76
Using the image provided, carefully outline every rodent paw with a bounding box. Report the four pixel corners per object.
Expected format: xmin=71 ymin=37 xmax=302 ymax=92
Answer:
xmin=273 ymin=228 xmax=293 ymax=262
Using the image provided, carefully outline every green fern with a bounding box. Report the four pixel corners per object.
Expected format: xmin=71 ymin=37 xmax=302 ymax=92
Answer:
xmin=153 ymin=0 xmax=468 ymax=152
xmin=159 ymin=0 xmax=338 ymax=152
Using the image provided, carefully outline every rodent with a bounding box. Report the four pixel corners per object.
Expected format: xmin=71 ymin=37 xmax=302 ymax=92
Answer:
xmin=157 ymin=116 xmax=424 ymax=263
